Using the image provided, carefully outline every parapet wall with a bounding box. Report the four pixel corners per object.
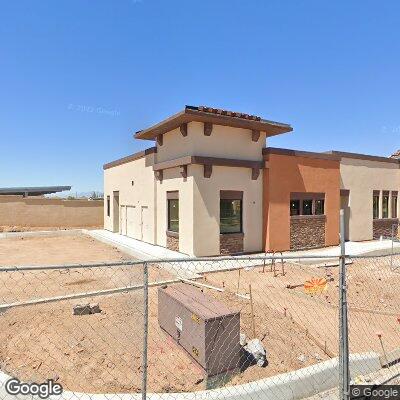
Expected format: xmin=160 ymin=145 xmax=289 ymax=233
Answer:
xmin=0 ymin=196 xmax=103 ymax=228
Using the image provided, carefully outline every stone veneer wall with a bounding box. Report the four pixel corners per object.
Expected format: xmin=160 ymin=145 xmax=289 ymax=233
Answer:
xmin=166 ymin=235 xmax=179 ymax=252
xmin=220 ymin=233 xmax=244 ymax=255
xmin=290 ymin=216 xmax=326 ymax=250
xmin=373 ymin=219 xmax=399 ymax=239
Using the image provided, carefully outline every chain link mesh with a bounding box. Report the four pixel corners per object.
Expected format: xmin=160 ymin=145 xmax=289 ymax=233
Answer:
xmin=0 ymin=250 xmax=399 ymax=399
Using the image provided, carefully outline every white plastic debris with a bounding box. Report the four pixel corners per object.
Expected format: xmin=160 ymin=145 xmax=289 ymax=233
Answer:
xmin=297 ymin=354 xmax=307 ymax=363
xmin=314 ymin=353 xmax=322 ymax=361
xmin=244 ymin=339 xmax=267 ymax=367
xmin=240 ymin=333 xmax=247 ymax=346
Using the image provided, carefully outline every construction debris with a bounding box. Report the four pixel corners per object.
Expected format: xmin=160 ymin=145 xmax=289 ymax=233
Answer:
xmin=73 ymin=303 xmax=101 ymax=316
xmin=243 ymin=338 xmax=267 ymax=367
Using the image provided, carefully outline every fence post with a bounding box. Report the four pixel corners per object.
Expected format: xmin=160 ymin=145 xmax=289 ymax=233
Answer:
xmin=142 ymin=261 xmax=149 ymax=400
xmin=391 ymin=223 xmax=395 ymax=269
xmin=339 ymin=209 xmax=350 ymax=400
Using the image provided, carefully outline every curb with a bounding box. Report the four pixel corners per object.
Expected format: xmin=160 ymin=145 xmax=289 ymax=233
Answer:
xmin=0 ymin=352 xmax=381 ymax=400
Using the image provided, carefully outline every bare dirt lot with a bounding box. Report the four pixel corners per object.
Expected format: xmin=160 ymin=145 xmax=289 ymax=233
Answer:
xmin=0 ymin=226 xmax=101 ymax=233
xmin=205 ymin=257 xmax=400 ymax=358
xmin=0 ymin=233 xmax=127 ymax=267
xmin=0 ymin=236 xmax=399 ymax=394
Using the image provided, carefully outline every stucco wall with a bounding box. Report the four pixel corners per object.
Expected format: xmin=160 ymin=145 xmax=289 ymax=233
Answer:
xmin=192 ymin=165 xmax=263 ymax=257
xmin=0 ymin=196 xmax=103 ymax=228
xmin=103 ymin=122 xmax=266 ymax=256
xmin=264 ymin=154 xmax=341 ymax=252
xmin=339 ymin=158 xmax=400 ymax=241
xmin=155 ymin=167 xmax=194 ymax=255
xmin=103 ymin=153 xmax=156 ymax=243
xmin=156 ymin=122 xmax=266 ymax=163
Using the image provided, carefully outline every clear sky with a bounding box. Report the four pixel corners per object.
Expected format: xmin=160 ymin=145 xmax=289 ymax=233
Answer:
xmin=1 ymin=0 xmax=399 ymax=193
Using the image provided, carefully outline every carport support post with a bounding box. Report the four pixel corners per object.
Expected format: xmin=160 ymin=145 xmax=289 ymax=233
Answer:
xmin=142 ymin=261 xmax=149 ymax=400
xmin=339 ymin=209 xmax=350 ymax=400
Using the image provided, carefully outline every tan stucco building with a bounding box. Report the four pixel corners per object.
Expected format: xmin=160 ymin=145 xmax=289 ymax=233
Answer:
xmin=104 ymin=106 xmax=291 ymax=256
xmin=328 ymin=151 xmax=400 ymax=242
xmin=104 ymin=106 xmax=400 ymax=256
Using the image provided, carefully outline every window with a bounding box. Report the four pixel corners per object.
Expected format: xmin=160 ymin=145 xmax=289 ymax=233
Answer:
xmin=107 ymin=196 xmax=110 ymax=217
xmin=220 ymin=191 xmax=243 ymax=234
xmin=302 ymin=199 xmax=313 ymax=215
xmin=382 ymin=194 xmax=389 ymax=218
xmin=373 ymin=192 xmax=380 ymax=219
xmin=167 ymin=199 xmax=179 ymax=232
xmin=290 ymin=193 xmax=325 ymax=217
xmin=290 ymin=200 xmax=300 ymax=216
xmin=392 ymin=193 xmax=398 ymax=218
xmin=315 ymin=199 xmax=325 ymax=215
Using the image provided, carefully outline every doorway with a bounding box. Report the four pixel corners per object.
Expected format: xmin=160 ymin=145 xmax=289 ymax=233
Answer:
xmin=140 ymin=206 xmax=150 ymax=242
xmin=112 ymin=191 xmax=120 ymax=233
xmin=340 ymin=191 xmax=350 ymax=241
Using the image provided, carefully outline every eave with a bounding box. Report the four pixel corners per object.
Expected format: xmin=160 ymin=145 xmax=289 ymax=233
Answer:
xmin=134 ymin=107 xmax=292 ymax=141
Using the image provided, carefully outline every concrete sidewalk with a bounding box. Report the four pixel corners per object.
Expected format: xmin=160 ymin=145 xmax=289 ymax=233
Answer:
xmin=83 ymin=230 xmax=400 ymax=278
xmin=286 ymin=239 xmax=400 ymax=258
xmin=84 ymin=229 xmax=189 ymax=261
xmin=85 ymin=229 xmax=400 ymax=262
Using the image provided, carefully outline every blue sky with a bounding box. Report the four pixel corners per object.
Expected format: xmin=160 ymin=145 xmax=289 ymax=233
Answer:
xmin=1 ymin=0 xmax=399 ymax=193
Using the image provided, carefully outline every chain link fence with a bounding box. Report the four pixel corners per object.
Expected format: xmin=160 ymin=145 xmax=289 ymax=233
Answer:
xmin=0 ymin=246 xmax=399 ymax=399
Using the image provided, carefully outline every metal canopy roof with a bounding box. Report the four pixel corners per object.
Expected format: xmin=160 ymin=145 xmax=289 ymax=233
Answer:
xmin=0 ymin=186 xmax=72 ymax=196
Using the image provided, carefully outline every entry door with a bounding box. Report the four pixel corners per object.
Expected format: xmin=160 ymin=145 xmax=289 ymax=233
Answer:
xmin=120 ymin=205 xmax=127 ymax=235
xmin=126 ymin=206 xmax=137 ymax=238
xmin=112 ymin=192 xmax=120 ymax=233
xmin=140 ymin=206 xmax=151 ymax=243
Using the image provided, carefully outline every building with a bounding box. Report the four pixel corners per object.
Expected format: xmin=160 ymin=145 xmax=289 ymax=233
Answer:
xmin=103 ymin=106 xmax=400 ymax=256
xmin=328 ymin=151 xmax=400 ymax=241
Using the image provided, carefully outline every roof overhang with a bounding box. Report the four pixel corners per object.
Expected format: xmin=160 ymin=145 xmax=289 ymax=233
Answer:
xmin=103 ymin=147 xmax=157 ymax=170
xmin=134 ymin=106 xmax=292 ymax=140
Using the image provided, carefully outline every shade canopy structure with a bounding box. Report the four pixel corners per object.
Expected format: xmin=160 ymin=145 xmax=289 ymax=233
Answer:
xmin=0 ymin=186 xmax=71 ymax=197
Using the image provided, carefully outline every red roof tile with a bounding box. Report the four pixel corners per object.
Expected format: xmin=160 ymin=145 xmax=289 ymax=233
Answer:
xmin=195 ymin=106 xmax=261 ymax=121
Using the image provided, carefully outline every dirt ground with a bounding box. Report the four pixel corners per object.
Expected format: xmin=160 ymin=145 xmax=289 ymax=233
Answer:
xmin=204 ymin=257 xmax=400 ymax=356
xmin=0 ymin=232 xmax=129 ymax=267
xmin=0 ymin=226 xmax=100 ymax=233
xmin=0 ymin=235 xmax=399 ymax=394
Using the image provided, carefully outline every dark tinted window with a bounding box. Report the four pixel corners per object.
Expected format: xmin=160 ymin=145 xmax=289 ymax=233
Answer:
xmin=220 ymin=199 xmax=242 ymax=233
xmin=373 ymin=195 xmax=379 ymax=219
xmin=168 ymin=199 xmax=179 ymax=232
xmin=302 ymin=199 xmax=313 ymax=215
xmin=382 ymin=195 xmax=389 ymax=218
xmin=290 ymin=200 xmax=300 ymax=216
xmin=315 ymin=199 xmax=325 ymax=215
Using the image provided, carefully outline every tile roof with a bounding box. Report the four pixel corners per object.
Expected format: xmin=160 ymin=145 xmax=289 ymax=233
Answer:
xmin=134 ymin=106 xmax=292 ymax=140
xmin=188 ymin=105 xmax=262 ymax=121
